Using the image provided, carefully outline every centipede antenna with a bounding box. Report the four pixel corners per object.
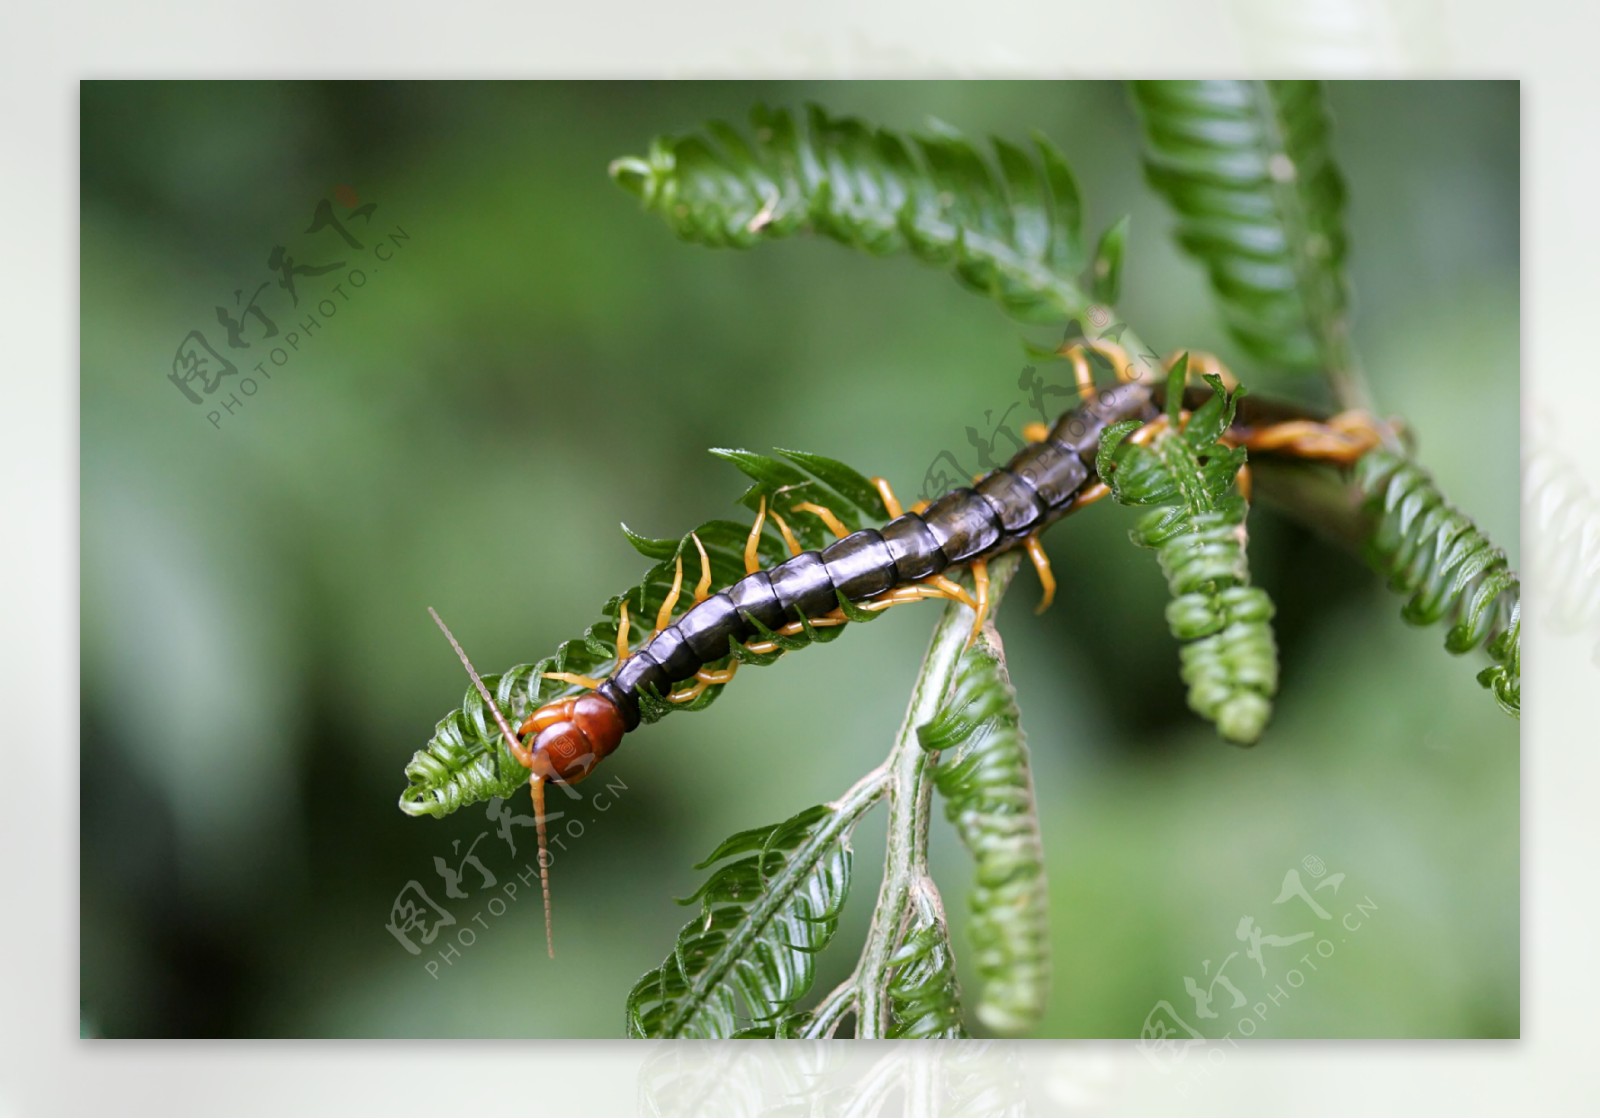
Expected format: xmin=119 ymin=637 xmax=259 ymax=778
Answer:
xmin=529 ymin=775 xmax=555 ymax=959
xmin=428 ymin=606 xmax=555 ymax=957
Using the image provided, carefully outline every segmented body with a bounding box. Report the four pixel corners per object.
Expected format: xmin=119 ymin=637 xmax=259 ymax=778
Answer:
xmin=509 ymin=367 xmax=1383 ymax=792
xmin=422 ymin=358 xmax=1389 ymax=953
xmin=596 ymin=381 xmax=1153 ymax=736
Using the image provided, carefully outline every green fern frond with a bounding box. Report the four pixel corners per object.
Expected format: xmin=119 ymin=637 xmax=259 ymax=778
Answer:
xmin=611 ymin=103 xmax=1104 ymax=324
xmin=1088 ymin=214 xmax=1130 ymax=305
xmin=1130 ymin=81 xmax=1352 ymax=374
xmin=885 ymin=881 xmax=967 ymax=1039
xmin=919 ymin=629 xmax=1050 ymax=1035
xmin=399 ymin=447 xmax=890 ymax=818
xmin=1355 ymin=448 xmax=1521 ymax=715
xmin=625 ymin=786 xmax=881 ymax=1038
xmin=1098 ymin=367 xmax=1280 ymax=743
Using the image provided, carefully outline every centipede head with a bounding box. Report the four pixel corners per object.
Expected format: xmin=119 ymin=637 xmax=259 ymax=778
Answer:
xmin=512 ymin=692 xmax=626 ymax=959
xmin=516 ymin=693 xmax=625 ymax=785
xmin=429 ymin=608 xmax=627 ymax=960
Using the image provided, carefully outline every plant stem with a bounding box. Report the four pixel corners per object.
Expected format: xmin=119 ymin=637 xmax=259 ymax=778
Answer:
xmin=854 ymin=553 xmax=1022 ymax=1037
xmin=1249 ymin=456 xmax=1380 ymax=556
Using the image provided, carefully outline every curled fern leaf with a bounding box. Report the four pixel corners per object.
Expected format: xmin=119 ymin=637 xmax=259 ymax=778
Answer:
xmin=611 ymin=103 xmax=1099 ymax=323
xmin=399 ymin=447 xmax=890 ymax=818
xmin=1130 ymin=81 xmax=1351 ymax=373
xmin=919 ymin=632 xmax=1050 ymax=1035
xmin=885 ymin=880 xmax=967 ymax=1039
xmin=625 ymin=791 xmax=879 ymax=1038
xmin=1356 ymin=448 xmax=1520 ymax=715
xmin=1099 ymin=368 xmax=1280 ymax=743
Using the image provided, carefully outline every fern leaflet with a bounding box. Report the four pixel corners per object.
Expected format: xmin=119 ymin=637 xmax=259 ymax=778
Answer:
xmin=1356 ymin=448 xmax=1520 ymax=715
xmin=611 ymin=103 xmax=1114 ymax=324
xmin=1130 ymin=80 xmax=1353 ymax=376
xmin=1098 ymin=367 xmax=1280 ymax=743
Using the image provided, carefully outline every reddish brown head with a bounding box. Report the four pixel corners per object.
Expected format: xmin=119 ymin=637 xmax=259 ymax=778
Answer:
xmin=516 ymin=692 xmax=625 ymax=784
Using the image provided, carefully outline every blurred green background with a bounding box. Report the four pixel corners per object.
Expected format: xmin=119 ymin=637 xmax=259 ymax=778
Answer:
xmin=80 ymin=81 xmax=1518 ymax=1039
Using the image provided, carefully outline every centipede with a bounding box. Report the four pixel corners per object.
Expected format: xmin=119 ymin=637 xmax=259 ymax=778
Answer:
xmin=421 ymin=344 xmax=1389 ymax=954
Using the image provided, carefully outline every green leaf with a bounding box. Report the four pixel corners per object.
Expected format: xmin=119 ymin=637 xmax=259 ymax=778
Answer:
xmin=611 ymin=103 xmax=1107 ymax=325
xmin=1087 ymin=214 xmax=1130 ymax=304
xmin=885 ymin=881 xmax=967 ymax=1039
xmin=1356 ymin=448 xmax=1521 ymax=715
xmin=625 ymin=796 xmax=875 ymax=1038
xmin=399 ymin=445 xmax=892 ymax=818
xmin=620 ymin=522 xmax=679 ymax=560
xmin=1130 ymin=81 xmax=1352 ymax=374
xmin=776 ymin=448 xmax=891 ymax=522
xmin=921 ymin=631 xmax=1050 ymax=1035
xmin=1099 ymin=373 xmax=1280 ymax=744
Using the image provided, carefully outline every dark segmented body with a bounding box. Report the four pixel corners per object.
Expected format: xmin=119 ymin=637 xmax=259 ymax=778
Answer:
xmin=598 ymin=381 xmax=1157 ymax=730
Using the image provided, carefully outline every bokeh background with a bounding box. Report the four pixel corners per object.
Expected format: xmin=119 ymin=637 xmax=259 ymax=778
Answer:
xmin=80 ymin=81 xmax=1518 ymax=1039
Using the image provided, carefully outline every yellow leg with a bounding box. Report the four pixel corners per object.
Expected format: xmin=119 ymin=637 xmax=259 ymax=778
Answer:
xmin=871 ymin=475 xmax=931 ymax=518
xmin=1069 ymin=480 xmax=1111 ymax=513
xmin=920 ymin=572 xmax=978 ymax=610
xmin=1022 ymin=421 xmax=1050 ymax=444
xmin=1127 ymin=414 xmax=1171 ymax=447
xmin=966 ymin=558 xmax=991 ymax=647
xmin=793 ymin=501 xmax=850 ymax=540
xmin=1025 ymin=536 xmax=1056 ymax=614
xmin=1237 ymin=461 xmax=1254 ymax=503
xmin=667 ymin=660 xmax=740 ymax=704
xmin=1109 ymin=343 xmax=1139 ymax=383
xmin=1167 ymin=350 xmax=1238 ymax=391
xmin=744 ymin=496 xmax=768 ymax=575
xmin=542 ymin=670 xmax=606 ymax=690
xmin=1056 ymin=346 xmax=1096 ymax=398
xmin=1236 ymin=415 xmax=1384 ymax=465
xmin=667 ymin=677 xmax=708 ymax=703
xmin=615 ymin=601 xmax=631 ymax=661
xmin=1058 ymin=339 xmax=1142 ymax=391
xmin=873 ymin=476 xmax=904 ymax=519
xmin=1329 ymin=410 xmax=1389 ymax=443
xmin=769 ymin=507 xmax=803 ymax=557
xmin=655 ymin=554 xmax=684 ymax=631
xmin=690 ymin=531 xmax=713 ymax=604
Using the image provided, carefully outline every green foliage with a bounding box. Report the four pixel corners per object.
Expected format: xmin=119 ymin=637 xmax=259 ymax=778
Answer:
xmin=611 ymin=103 xmax=1111 ymax=325
xmin=398 ymin=447 xmax=889 ymax=819
xmin=1098 ymin=369 xmax=1280 ymax=743
xmin=399 ymin=91 xmax=1516 ymax=1041
xmin=1088 ymin=214 xmax=1130 ymax=304
xmin=920 ymin=631 xmax=1051 ymax=1034
xmin=884 ymin=883 xmax=967 ymax=1039
xmin=1356 ymin=448 xmax=1521 ymax=715
xmin=626 ymin=797 xmax=873 ymax=1038
xmin=1130 ymin=81 xmax=1352 ymax=373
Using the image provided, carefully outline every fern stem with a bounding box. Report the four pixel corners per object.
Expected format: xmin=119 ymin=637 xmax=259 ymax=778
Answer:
xmin=855 ymin=554 xmax=1022 ymax=1036
xmin=804 ymin=976 xmax=859 ymax=1039
xmin=1242 ymin=82 xmax=1370 ymax=414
